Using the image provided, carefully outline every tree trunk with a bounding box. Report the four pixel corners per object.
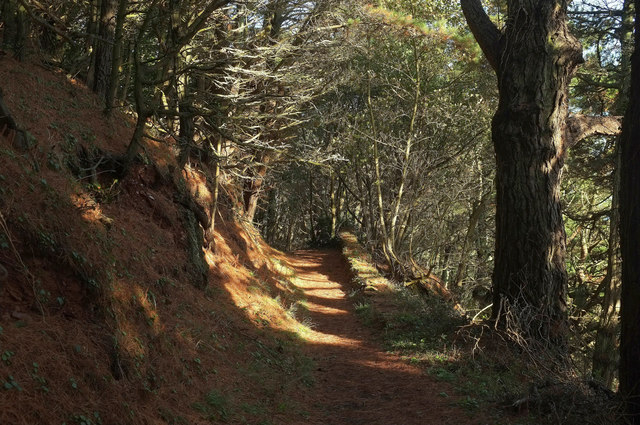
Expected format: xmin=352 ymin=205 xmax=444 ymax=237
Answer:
xmin=389 ymin=40 xmax=420 ymax=260
xmin=85 ymin=0 xmax=100 ymax=89
xmin=104 ymin=0 xmax=128 ymax=114
xmin=117 ymin=40 xmax=133 ymax=104
xmin=1 ymin=1 xmax=18 ymax=53
xmin=1 ymin=0 xmax=27 ymax=60
xmin=13 ymin=2 xmax=27 ymax=60
xmin=123 ymin=40 xmax=148 ymax=174
xmin=308 ymin=169 xmax=316 ymax=242
xmin=462 ymin=0 xmax=583 ymax=343
xmin=204 ymin=137 xmax=223 ymax=249
xmin=243 ymin=156 xmax=269 ymax=223
xmin=286 ymin=216 xmax=295 ymax=252
xmin=330 ymin=170 xmax=337 ymax=239
xmin=177 ymin=67 xmax=194 ymax=168
xmin=93 ymin=0 xmax=116 ymax=98
xmin=178 ymin=110 xmax=194 ymax=168
xmin=592 ymin=0 xmax=633 ymax=389
xmin=367 ymin=71 xmax=393 ymax=266
xmin=592 ymin=178 xmax=621 ymax=386
xmin=264 ymin=187 xmax=277 ymax=243
xmin=454 ymin=191 xmax=490 ymax=288
xmin=619 ymin=1 xmax=640 ymax=419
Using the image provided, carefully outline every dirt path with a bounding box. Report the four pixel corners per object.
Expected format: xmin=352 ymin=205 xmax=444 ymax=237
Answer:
xmin=288 ymin=250 xmax=485 ymax=425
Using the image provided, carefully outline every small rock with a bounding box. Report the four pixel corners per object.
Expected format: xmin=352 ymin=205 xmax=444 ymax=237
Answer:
xmin=11 ymin=311 xmax=30 ymax=321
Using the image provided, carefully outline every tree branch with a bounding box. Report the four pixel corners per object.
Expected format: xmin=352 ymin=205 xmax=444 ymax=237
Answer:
xmin=460 ymin=0 xmax=501 ymax=71
xmin=565 ymin=114 xmax=623 ymax=148
xmin=17 ymin=0 xmax=75 ymax=44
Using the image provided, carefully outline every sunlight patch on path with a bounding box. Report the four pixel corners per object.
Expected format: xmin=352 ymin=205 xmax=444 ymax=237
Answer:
xmin=299 ymin=329 xmax=364 ymax=347
xmin=305 ymin=303 xmax=349 ymax=315
xmin=351 ymin=357 xmax=424 ymax=375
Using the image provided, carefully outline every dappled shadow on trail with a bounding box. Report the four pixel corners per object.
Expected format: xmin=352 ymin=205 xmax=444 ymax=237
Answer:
xmin=288 ymin=250 xmax=483 ymax=425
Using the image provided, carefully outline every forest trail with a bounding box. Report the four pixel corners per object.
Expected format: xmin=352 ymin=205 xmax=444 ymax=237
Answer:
xmin=288 ymin=250 xmax=484 ymax=425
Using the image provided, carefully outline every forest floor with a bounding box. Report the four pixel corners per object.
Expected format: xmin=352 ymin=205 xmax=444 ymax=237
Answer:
xmin=0 ymin=55 xmax=615 ymax=425
xmin=0 ymin=54 xmax=490 ymax=425
xmin=286 ymin=250 xmax=486 ymax=425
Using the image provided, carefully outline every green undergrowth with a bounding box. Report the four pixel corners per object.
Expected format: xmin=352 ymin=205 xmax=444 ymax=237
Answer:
xmin=339 ymin=231 xmax=619 ymax=425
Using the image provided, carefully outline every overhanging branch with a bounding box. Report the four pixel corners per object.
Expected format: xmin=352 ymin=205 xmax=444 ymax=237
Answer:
xmin=565 ymin=114 xmax=623 ymax=148
xmin=460 ymin=0 xmax=502 ymax=71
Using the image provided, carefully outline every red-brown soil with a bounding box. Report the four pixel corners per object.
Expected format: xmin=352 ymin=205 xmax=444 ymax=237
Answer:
xmin=287 ymin=250 xmax=484 ymax=425
xmin=0 ymin=54 xmax=489 ymax=425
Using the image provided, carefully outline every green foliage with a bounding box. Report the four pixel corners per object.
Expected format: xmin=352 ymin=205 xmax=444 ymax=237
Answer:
xmin=3 ymin=375 xmax=22 ymax=391
xmin=1 ymin=350 xmax=15 ymax=365
xmin=31 ymin=362 xmax=49 ymax=393
xmin=354 ymin=301 xmax=375 ymax=324
xmin=382 ymin=293 xmax=464 ymax=353
xmin=63 ymin=412 xmax=102 ymax=425
xmin=191 ymin=389 xmax=230 ymax=421
xmin=429 ymin=366 xmax=456 ymax=382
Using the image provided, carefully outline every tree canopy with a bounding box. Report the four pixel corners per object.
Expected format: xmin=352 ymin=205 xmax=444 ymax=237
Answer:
xmin=1 ymin=0 xmax=639 ymax=419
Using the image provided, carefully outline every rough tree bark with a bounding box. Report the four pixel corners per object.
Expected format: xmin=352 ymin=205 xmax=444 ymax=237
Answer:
xmin=461 ymin=0 xmax=583 ymax=342
xmin=619 ymin=0 xmax=640 ymax=419
xmin=565 ymin=115 xmax=622 ymax=147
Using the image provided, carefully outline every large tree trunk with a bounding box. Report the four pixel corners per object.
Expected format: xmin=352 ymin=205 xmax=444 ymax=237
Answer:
xmin=619 ymin=1 xmax=640 ymax=419
xmin=462 ymin=0 xmax=583 ymax=342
